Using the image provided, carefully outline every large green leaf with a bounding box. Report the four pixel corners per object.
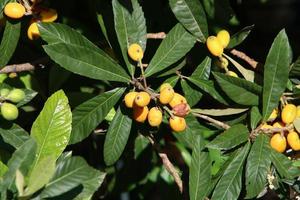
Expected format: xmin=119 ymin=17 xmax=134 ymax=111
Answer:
xmin=104 ymin=106 xmax=132 ymax=166
xmin=187 ymin=77 xmax=228 ymax=105
xmin=0 ymin=20 xmax=21 ymax=68
xmin=131 ymin=0 xmax=147 ymax=50
xmin=189 ymin=136 xmax=211 ymax=200
xmin=113 ymin=0 xmax=140 ymax=76
xmin=23 ymin=156 xmax=56 ymax=196
xmin=43 ymin=43 xmax=130 ymax=83
xmin=0 ymin=124 xmax=30 ymax=149
xmin=0 ymin=139 xmax=36 ymax=196
xmin=290 ymin=56 xmax=300 ymax=77
xmin=206 ymin=124 xmax=249 ymax=150
xmin=213 ymin=72 xmax=262 ymax=106
xmin=211 ymin=142 xmax=251 ymax=200
xmin=245 ymin=134 xmax=271 ymax=199
xmin=38 ymin=23 xmax=102 ymax=53
xmin=39 ymin=156 xmax=106 ymax=199
xmin=169 ymin=0 xmax=208 ymax=42
xmin=145 ymin=23 xmax=196 ymax=77
xmin=262 ymin=30 xmax=292 ymax=121
xmin=69 ymin=88 xmax=125 ymax=144
xmin=30 ymin=90 xmax=72 ymax=175
xmin=271 ymin=149 xmax=300 ymax=179
xmin=227 ymin=25 xmax=254 ymax=48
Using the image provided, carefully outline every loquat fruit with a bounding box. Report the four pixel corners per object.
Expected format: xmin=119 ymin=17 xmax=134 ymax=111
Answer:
xmin=206 ymin=36 xmax=223 ymax=57
xmin=134 ymin=92 xmax=151 ymax=107
xmin=124 ymin=91 xmax=138 ymax=108
xmin=169 ymin=116 xmax=186 ymax=132
xmin=128 ymin=43 xmax=143 ymax=61
xmin=216 ymin=30 xmax=230 ymax=48
xmin=281 ymin=104 xmax=297 ymax=124
xmin=169 ymin=93 xmax=187 ymax=108
xmin=148 ymin=107 xmax=163 ymax=127
xmin=287 ymin=131 xmax=300 ymax=151
xmin=133 ymin=105 xmax=148 ymax=123
xmin=159 ymin=87 xmax=175 ymax=104
xmin=270 ymin=133 xmax=287 ymax=153
xmin=4 ymin=3 xmax=25 ymax=19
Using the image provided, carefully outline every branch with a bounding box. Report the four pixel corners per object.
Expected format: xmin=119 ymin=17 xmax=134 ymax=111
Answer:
xmin=230 ymin=49 xmax=259 ymax=69
xmin=192 ymin=112 xmax=231 ymax=130
xmin=147 ymin=135 xmax=183 ymax=193
xmin=147 ymin=32 xmax=166 ymax=39
xmin=0 ymin=57 xmax=49 ymax=74
xmin=250 ymin=124 xmax=293 ymax=139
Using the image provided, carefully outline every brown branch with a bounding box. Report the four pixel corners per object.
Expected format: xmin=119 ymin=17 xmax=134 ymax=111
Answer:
xmin=130 ymin=79 xmax=159 ymax=99
xmin=147 ymin=135 xmax=183 ymax=193
xmin=192 ymin=112 xmax=231 ymax=130
xmin=0 ymin=57 xmax=49 ymax=74
xmin=250 ymin=124 xmax=293 ymax=139
xmin=147 ymin=32 xmax=166 ymax=39
xmin=230 ymin=49 xmax=259 ymax=69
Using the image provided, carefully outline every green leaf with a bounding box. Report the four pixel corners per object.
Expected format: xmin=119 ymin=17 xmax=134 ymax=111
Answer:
xmin=0 ymin=124 xmax=30 ymax=149
xmin=169 ymin=0 xmax=208 ymax=42
xmin=134 ymin=134 xmax=150 ymax=159
xmin=213 ymin=72 xmax=262 ymax=106
xmin=23 ymin=156 xmax=56 ymax=196
xmin=290 ymin=56 xmax=300 ymax=77
xmin=250 ymin=107 xmax=262 ymax=130
xmin=211 ymin=142 xmax=251 ymax=200
xmin=181 ymin=79 xmax=203 ymax=107
xmin=43 ymin=43 xmax=130 ymax=83
xmin=112 ymin=0 xmax=135 ymax=76
xmin=293 ymin=118 xmax=300 ymax=133
xmin=271 ymin=149 xmax=300 ymax=179
xmin=189 ymin=136 xmax=211 ymax=200
xmin=0 ymin=0 xmax=10 ymax=14
xmin=0 ymin=160 xmax=8 ymax=177
xmin=0 ymin=139 xmax=36 ymax=193
xmin=131 ymin=0 xmax=147 ymax=50
xmin=245 ymin=134 xmax=271 ymax=199
xmin=187 ymin=77 xmax=228 ymax=105
xmin=30 ymin=90 xmax=72 ymax=175
xmin=69 ymin=88 xmax=125 ymax=144
xmin=48 ymin=64 xmax=71 ymax=93
xmin=262 ymin=30 xmax=292 ymax=121
xmin=39 ymin=156 xmax=106 ymax=199
xmin=0 ymin=20 xmax=21 ymax=68
xmin=228 ymin=25 xmax=254 ymax=48
xmin=145 ymin=23 xmax=196 ymax=77
xmin=104 ymin=106 xmax=132 ymax=166
xmin=192 ymin=108 xmax=248 ymax=116
xmin=96 ymin=14 xmax=112 ymax=48
xmin=38 ymin=23 xmax=102 ymax=54
xmin=191 ymin=56 xmax=211 ymax=80
xmin=206 ymin=124 xmax=249 ymax=150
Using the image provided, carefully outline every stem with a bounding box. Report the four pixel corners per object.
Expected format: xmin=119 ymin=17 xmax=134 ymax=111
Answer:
xmin=230 ymin=49 xmax=259 ymax=69
xmin=192 ymin=111 xmax=231 ymax=130
xmin=147 ymin=135 xmax=183 ymax=193
xmin=138 ymin=59 xmax=147 ymax=88
xmin=163 ymin=106 xmax=174 ymax=118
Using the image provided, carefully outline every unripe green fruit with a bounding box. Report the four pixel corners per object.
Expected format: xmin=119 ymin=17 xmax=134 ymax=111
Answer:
xmin=1 ymin=103 xmax=19 ymax=121
xmin=0 ymin=88 xmax=10 ymax=97
xmin=7 ymin=89 xmax=25 ymax=103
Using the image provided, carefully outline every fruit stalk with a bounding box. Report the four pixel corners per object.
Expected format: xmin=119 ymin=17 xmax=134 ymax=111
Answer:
xmin=138 ymin=59 xmax=147 ymax=88
xmin=192 ymin=111 xmax=231 ymax=130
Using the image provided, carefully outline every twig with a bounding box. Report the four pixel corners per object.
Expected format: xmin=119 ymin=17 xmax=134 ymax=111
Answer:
xmin=0 ymin=57 xmax=49 ymax=74
xmin=147 ymin=135 xmax=183 ymax=193
xmin=192 ymin=112 xmax=231 ymax=130
xmin=130 ymin=79 xmax=159 ymax=100
xmin=146 ymin=32 xmax=166 ymax=39
xmin=230 ymin=49 xmax=259 ymax=69
xmin=250 ymin=123 xmax=293 ymax=139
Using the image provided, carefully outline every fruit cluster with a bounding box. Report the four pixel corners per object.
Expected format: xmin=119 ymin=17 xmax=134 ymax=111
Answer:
xmin=124 ymin=83 xmax=190 ymax=132
xmin=0 ymin=88 xmax=25 ymax=121
xmin=264 ymin=104 xmax=300 ymax=153
xmin=3 ymin=2 xmax=57 ymax=40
